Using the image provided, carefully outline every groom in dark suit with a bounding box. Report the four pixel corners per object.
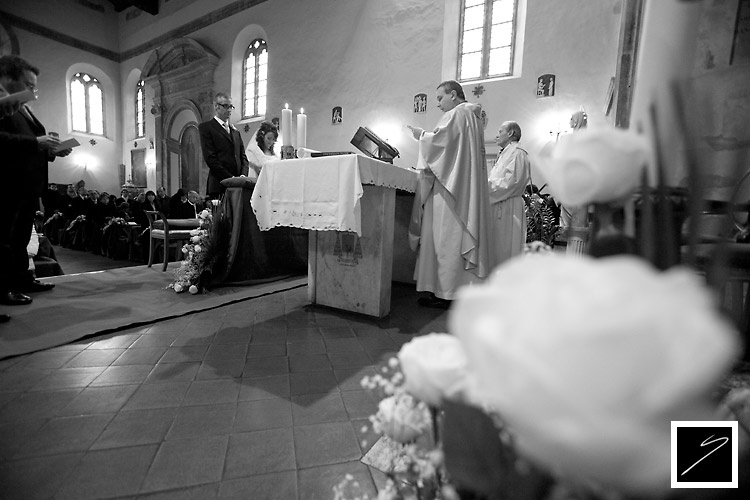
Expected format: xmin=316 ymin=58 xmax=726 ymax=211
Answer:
xmin=0 ymin=55 xmax=71 ymax=311
xmin=198 ymin=92 xmax=249 ymax=200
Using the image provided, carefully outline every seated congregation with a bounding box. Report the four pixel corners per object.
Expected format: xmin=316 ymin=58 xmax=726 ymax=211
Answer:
xmin=41 ymin=181 xmax=208 ymax=264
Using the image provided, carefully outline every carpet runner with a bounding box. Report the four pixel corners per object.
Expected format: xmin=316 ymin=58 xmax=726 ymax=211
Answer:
xmin=0 ymin=264 xmax=306 ymax=359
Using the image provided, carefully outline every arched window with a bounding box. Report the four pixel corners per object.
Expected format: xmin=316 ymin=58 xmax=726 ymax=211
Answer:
xmin=135 ymin=79 xmax=145 ymax=138
xmin=459 ymin=0 xmax=519 ymax=81
xmin=242 ymin=38 xmax=267 ymax=119
xmin=71 ymin=72 xmax=105 ymax=135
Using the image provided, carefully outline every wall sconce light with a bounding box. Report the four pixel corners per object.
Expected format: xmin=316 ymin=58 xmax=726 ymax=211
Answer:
xmin=549 ymin=113 xmax=574 ymax=142
xmin=148 ymin=139 xmax=154 ymax=149
xmin=134 ymin=141 xmax=138 ymax=148
xmin=243 ymin=124 xmax=250 ymax=133
xmin=89 ymin=139 xmax=97 ymax=146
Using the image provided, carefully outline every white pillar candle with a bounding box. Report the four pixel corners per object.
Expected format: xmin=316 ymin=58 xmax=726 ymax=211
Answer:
xmin=281 ymin=103 xmax=292 ymax=146
xmin=296 ymin=108 xmax=307 ymax=149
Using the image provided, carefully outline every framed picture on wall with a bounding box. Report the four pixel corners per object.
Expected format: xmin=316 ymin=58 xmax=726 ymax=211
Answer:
xmin=131 ymin=148 xmax=147 ymax=187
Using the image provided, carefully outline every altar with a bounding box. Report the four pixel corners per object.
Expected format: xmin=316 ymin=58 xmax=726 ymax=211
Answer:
xmin=251 ymin=154 xmax=418 ymax=317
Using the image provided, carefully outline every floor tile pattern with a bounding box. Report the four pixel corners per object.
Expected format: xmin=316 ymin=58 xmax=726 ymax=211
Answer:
xmin=0 ymin=283 xmax=447 ymax=499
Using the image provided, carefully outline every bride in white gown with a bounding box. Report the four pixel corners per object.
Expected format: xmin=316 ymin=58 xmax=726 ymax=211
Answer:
xmin=244 ymin=121 xmax=279 ymax=181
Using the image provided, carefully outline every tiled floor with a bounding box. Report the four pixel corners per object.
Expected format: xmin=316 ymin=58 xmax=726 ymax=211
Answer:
xmin=0 ymin=282 xmax=448 ymax=499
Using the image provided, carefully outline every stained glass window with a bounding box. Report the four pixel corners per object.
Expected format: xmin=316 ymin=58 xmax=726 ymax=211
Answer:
xmin=459 ymin=0 xmax=518 ymax=81
xmin=135 ymin=79 xmax=145 ymax=138
xmin=243 ymin=39 xmax=268 ymax=119
xmin=70 ymin=72 xmax=105 ymax=135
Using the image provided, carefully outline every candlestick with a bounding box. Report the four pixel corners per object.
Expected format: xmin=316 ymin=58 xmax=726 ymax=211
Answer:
xmin=296 ymin=108 xmax=307 ymax=149
xmin=281 ymin=103 xmax=292 ymax=146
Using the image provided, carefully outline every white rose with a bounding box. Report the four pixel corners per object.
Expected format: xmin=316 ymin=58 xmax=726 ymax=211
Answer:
xmin=194 ymin=245 xmax=202 ymax=253
xmin=191 ymin=235 xmax=200 ymax=244
xmin=375 ymin=392 xmax=431 ymax=444
xmin=537 ymin=127 xmax=651 ymax=206
xmin=188 ymin=285 xmax=199 ymax=294
xmin=450 ymin=254 xmax=740 ymax=494
xmin=173 ymin=284 xmax=183 ymax=293
xmin=199 ymin=209 xmax=210 ymax=219
xmin=398 ymin=333 xmax=470 ymax=406
xmin=190 ymin=229 xmax=200 ymax=236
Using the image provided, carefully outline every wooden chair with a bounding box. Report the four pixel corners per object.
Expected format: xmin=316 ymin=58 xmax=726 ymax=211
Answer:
xmin=144 ymin=211 xmax=200 ymax=271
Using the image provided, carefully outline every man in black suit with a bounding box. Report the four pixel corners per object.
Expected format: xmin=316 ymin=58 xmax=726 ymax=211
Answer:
xmin=0 ymin=55 xmax=71 ymax=311
xmin=198 ymin=92 xmax=248 ymax=199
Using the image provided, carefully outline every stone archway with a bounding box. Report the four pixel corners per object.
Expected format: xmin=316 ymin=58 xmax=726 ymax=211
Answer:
xmin=141 ymin=37 xmax=219 ymax=194
xmin=162 ymin=99 xmax=203 ymax=194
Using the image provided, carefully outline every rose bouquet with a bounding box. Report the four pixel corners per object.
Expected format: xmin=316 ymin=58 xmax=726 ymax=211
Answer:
xmin=169 ymin=208 xmax=216 ymax=294
xmin=352 ymin=354 xmax=460 ymax=500
xmin=354 ymin=252 xmax=747 ymax=500
xmin=443 ymin=254 xmax=743 ymax=498
xmin=536 ymin=127 xmax=650 ymax=207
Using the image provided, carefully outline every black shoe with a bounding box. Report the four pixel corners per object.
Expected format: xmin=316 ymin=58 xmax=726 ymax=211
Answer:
xmin=18 ymin=280 xmax=55 ymax=293
xmin=0 ymin=292 xmax=33 ymax=306
xmin=417 ymin=294 xmax=452 ymax=310
xmin=0 ymin=314 xmax=10 ymax=323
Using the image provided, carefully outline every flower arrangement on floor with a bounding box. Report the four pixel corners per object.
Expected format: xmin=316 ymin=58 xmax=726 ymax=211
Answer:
xmin=168 ymin=203 xmax=223 ymax=294
xmin=334 ymin=352 xmax=451 ymax=500
xmin=341 ymin=254 xmax=747 ymax=500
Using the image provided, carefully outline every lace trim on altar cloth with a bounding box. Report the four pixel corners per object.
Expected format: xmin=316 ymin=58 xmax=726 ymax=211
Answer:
xmin=357 ymin=158 xmax=418 ymax=193
xmin=251 ymin=207 xmax=359 ymax=233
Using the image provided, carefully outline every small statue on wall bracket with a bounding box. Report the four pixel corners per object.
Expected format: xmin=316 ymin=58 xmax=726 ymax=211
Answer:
xmin=537 ymin=74 xmax=556 ymax=98
xmin=414 ymin=93 xmax=427 ymax=113
xmin=332 ymin=106 xmax=342 ymax=125
xmin=472 ymin=85 xmax=485 ymax=98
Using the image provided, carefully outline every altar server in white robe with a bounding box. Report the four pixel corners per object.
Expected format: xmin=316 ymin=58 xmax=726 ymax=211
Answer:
xmin=488 ymin=121 xmax=530 ymax=264
xmin=407 ymin=80 xmax=495 ymax=308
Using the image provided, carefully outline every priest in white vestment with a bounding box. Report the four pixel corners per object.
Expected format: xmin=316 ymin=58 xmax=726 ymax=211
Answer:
xmin=407 ymin=81 xmax=495 ymax=308
xmin=488 ymin=121 xmax=530 ymax=264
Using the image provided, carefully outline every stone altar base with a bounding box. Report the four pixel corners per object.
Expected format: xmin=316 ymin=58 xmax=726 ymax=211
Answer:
xmin=309 ymin=185 xmax=395 ymax=317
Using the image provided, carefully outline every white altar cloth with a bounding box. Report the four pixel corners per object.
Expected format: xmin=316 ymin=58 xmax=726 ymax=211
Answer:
xmin=251 ymin=154 xmax=417 ymax=236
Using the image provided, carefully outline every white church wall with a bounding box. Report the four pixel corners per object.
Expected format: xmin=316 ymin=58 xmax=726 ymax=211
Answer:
xmin=5 ymin=0 xmax=622 ymax=192
xmin=453 ymin=0 xmax=622 ymax=173
xmin=119 ymin=52 xmax=152 ymax=191
xmin=140 ymin=0 xmax=619 ymax=172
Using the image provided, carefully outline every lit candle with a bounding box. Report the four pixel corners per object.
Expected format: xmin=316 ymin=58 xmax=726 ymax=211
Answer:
xmin=296 ymin=108 xmax=307 ymax=149
xmin=281 ymin=103 xmax=292 ymax=146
